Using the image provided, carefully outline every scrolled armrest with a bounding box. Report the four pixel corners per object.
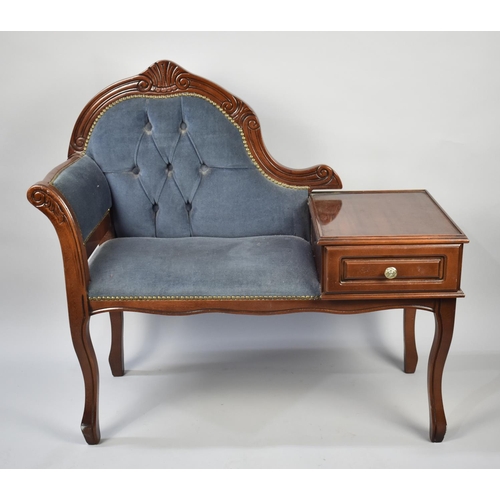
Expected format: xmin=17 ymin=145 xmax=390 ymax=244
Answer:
xmin=29 ymin=154 xmax=112 ymax=243
xmin=27 ymin=154 xmax=113 ymax=300
xmin=48 ymin=155 xmax=112 ymax=243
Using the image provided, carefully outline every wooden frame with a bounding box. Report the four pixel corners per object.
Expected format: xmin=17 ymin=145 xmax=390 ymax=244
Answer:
xmin=27 ymin=61 xmax=466 ymax=445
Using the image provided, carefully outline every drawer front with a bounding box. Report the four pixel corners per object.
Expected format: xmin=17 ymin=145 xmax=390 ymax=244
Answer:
xmin=323 ymin=245 xmax=462 ymax=294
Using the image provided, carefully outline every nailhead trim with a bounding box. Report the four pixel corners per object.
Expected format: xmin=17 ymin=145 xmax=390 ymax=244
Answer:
xmin=89 ymin=295 xmax=319 ymax=301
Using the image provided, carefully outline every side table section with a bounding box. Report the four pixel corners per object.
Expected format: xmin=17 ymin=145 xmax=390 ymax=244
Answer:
xmin=309 ymin=190 xmax=469 ymax=441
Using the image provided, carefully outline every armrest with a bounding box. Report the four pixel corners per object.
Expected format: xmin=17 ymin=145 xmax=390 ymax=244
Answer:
xmin=27 ymin=154 xmax=112 ymax=304
xmin=48 ymin=155 xmax=112 ymax=243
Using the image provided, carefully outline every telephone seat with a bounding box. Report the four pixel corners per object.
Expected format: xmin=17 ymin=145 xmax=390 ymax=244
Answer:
xmin=27 ymin=61 xmax=468 ymax=444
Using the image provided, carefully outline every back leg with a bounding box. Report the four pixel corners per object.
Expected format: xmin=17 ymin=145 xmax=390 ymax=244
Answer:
xmin=403 ymin=308 xmax=418 ymax=373
xmin=109 ymin=311 xmax=124 ymax=377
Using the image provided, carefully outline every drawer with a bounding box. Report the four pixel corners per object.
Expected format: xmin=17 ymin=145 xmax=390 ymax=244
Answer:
xmin=322 ymin=245 xmax=462 ymax=295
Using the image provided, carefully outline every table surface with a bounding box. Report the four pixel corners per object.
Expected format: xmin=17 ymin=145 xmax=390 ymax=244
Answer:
xmin=309 ymin=190 xmax=468 ymax=245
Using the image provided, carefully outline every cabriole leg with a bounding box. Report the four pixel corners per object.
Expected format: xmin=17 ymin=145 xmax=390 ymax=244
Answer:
xmin=428 ymin=298 xmax=456 ymax=443
xmin=69 ymin=311 xmax=100 ymax=445
xmin=109 ymin=311 xmax=124 ymax=377
xmin=403 ymin=308 xmax=418 ymax=373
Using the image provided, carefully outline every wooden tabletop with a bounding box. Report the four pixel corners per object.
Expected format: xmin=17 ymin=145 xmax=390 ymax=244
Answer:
xmin=309 ymin=190 xmax=468 ymax=245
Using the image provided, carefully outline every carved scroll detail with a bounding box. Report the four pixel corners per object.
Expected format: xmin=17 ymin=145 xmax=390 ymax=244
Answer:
xmin=222 ymin=98 xmax=260 ymax=131
xmin=29 ymin=189 xmax=67 ymax=224
xmin=137 ymin=61 xmax=190 ymax=93
xmin=68 ymin=60 xmax=343 ymax=189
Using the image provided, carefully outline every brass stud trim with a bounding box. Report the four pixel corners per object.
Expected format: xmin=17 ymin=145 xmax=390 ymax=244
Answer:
xmin=89 ymin=295 xmax=319 ymax=301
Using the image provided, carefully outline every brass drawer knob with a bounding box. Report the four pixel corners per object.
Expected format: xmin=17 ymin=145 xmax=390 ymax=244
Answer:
xmin=384 ymin=267 xmax=398 ymax=279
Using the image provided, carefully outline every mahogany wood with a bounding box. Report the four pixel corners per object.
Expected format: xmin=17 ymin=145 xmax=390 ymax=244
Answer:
xmin=310 ymin=190 xmax=467 ymax=296
xmin=310 ymin=190 xmax=468 ymax=245
xmin=323 ymin=244 xmax=462 ymax=295
xmin=310 ymin=191 xmax=468 ymax=443
xmin=70 ymin=310 xmax=100 ymax=445
xmin=85 ymin=213 xmax=114 ymax=259
xmin=27 ymin=62 xmax=468 ymax=445
xmin=109 ymin=311 xmax=124 ymax=377
xmin=403 ymin=308 xmax=418 ymax=374
xmin=89 ymin=298 xmax=437 ymax=316
xmin=428 ymin=298 xmax=456 ymax=442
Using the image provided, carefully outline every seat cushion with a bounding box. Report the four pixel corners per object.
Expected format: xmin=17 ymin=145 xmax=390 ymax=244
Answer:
xmin=88 ymin=235 xmax=320 ymax=300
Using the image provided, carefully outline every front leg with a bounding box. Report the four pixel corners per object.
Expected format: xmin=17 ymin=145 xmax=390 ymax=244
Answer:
xmin=428 ymin=298 xmax=456 ymax=442
xmin=69 ymin=310 xmax=100 ymax=445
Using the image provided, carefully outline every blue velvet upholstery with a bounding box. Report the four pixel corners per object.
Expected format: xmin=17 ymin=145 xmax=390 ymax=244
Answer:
xmin=88 ymin=235 xmax=320 ymax=299
xmin=51 ymin=155 xmax=112 ymax=242
xmin=85 ymin=95 xmax=310 ymax=239
xmin=54 ymin=93 xmax=320 ymax=300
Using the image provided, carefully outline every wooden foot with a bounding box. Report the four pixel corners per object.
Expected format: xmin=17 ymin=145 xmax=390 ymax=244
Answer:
xmin=69 ymin=312 xmax=100 ymax=445
xmin=403 ymin=308 xmax=418 ymax=373
xmin=428 ymin=299 xmax=456 ymax=443
xmin=109 ymin=311 xmax=124 ymax=377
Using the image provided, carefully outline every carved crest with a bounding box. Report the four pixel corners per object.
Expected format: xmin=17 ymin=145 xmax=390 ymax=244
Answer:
xmin=137 ymin=61 xmax=190 ymax=93
xmin=68 ymin=60 xmax=342 ymax=189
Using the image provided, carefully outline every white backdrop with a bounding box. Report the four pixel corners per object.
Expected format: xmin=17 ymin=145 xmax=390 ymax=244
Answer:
xmin=1 ymin=32 xmax=499 ymax=468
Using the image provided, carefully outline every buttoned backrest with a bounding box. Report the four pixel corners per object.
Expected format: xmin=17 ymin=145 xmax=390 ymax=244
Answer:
xmin=84 ymin=95 xmax=310 ymax=239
